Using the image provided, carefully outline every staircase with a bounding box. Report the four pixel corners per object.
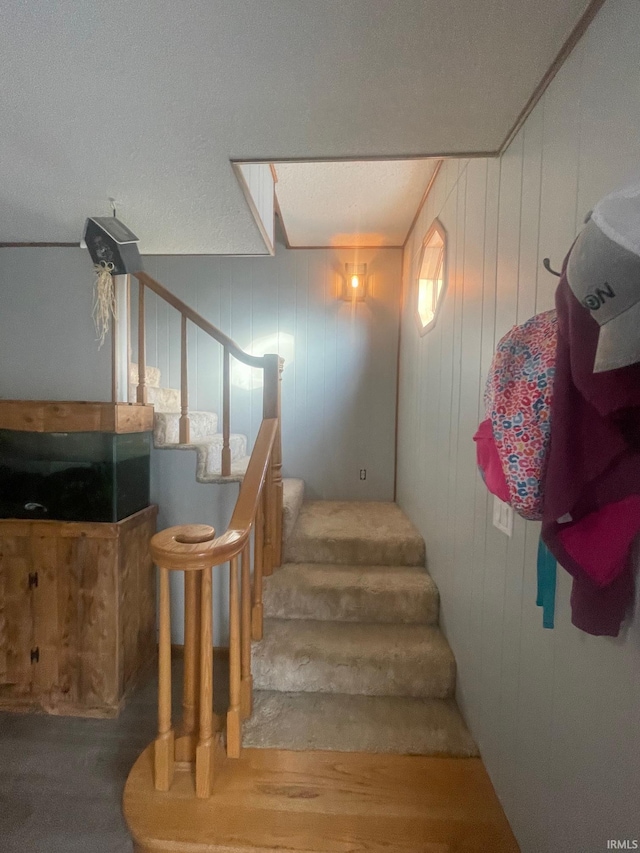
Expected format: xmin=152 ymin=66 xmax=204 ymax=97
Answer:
xmin=244 ymin=499 xmax=477 ymax=756
xmin=129 ymin=363 xmax=251 ymax=482
xmin=129 ymin=362 xmax=476 ymax=757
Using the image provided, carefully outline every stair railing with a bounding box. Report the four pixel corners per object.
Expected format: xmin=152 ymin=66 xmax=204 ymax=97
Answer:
xmin=150 ymin=417 xmax=279 ymax=798
xmin=132 ymin=272 xmax=282 ymax=529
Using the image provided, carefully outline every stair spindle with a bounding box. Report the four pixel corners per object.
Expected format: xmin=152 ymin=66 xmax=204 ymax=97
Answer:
xmin=154 ymin=566 xmax=174 ymax=791
xmin=179 ymin=314 xmax=191 ymax=444
xmin=226 ymin=555 xmax=242 ymax=757
xmin=222 ymin=347 xmax=231 ymax=477
xmin=176 ymin=570 xmax=200 ymax=761
xmin=240 ymin=542 xmax=252 ymax=719
xmin=195 ymin=565 xmax=215 ymax=798
xmin=137 ymin=282 xmax=148 ymax=404
xmin=251 ymin=492 xmax=265 ymax=641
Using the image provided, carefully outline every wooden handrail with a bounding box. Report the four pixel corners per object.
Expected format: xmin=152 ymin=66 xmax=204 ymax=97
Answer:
xmin=150 ymin=416 xmax=278 ymax=797
xmin=134 ymin=271 xmax=266 ymax=369
xmin=150 ymin=418 xmax=278 ymax=570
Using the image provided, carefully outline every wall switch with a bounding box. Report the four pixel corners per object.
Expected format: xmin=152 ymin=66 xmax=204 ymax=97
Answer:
xmin=359 ymin=469 xmax=367 ymax=480
xmin=493 ymin=496 xmax=513 ymax=537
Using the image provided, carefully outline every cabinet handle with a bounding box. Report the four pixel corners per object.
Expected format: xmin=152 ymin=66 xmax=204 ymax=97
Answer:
xmin=30 ymin=647 xmax=40 ymax=664
xmin=28 ymin=572 xmax=38 ymax=590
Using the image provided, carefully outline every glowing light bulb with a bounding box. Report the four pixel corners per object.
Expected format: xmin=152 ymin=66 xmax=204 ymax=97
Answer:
xmin=351 ymin=275 xmax=359 ymax=289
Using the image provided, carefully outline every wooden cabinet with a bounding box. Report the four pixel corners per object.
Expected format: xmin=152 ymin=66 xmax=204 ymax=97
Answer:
xmin=0 ymin=504 xmax=157 ymax=717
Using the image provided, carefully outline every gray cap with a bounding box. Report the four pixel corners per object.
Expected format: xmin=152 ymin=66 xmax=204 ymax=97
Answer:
xmin=566 ymin=181 xmax=640 ymax=373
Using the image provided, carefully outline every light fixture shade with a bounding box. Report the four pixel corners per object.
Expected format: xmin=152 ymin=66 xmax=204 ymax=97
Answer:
xmin=342 ymin=263 xmax=368 ymax=301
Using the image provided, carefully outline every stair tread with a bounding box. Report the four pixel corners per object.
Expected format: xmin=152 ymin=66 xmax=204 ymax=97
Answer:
xmin=175 ymin=433 xmax=247 ymax=448
xmin=285 ymin=501 xmax=425 ymax=566
xmin=264 ymin=563 xmax=439 ymax=624
xmin=257 ymin=617 xmax=453 ymax=659
xmin=252 ymin=618 xmax=455 ymax=699
xmin=243 ymin=690 xmax=477 ymax=756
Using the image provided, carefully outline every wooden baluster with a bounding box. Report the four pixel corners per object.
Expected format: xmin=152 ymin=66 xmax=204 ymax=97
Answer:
xmin=221 ymin=347 xmax=231 ymax=477
xmin=262 ymin=353 xmax=281 ymax=571
xmin=179 ymin=315 xmax=190 ymax=444
xmin=175 ymin=570 xmax=200 ymax=762
xmin=226 ymin=555 xmax=241 ymax=758
xmin=240 ymin=542 xmax=252 ymax=719
xmin=137 ymin=281 xmax=148 ymax=404
xmin=195 ymin=565 xmax=215 ymax=798
xmin=154 ymin=566 xmax=174 ymax=791
xmin=273 ymin=357 xmax=284 ymax=568
xmin=263 ymin=455 xmax=275 ymax=578
xmin=251 ymin=492 xmax=264 ymax=641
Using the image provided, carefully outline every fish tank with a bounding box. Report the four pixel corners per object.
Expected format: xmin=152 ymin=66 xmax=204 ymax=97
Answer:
xmin=0 ymin=429 xmax=151 ymax=523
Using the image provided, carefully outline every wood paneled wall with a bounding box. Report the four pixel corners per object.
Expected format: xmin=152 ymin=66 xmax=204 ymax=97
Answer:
xmin=397 ymin=2 xmax=640 ymax=851
xmin=142 ymin=245 xmax=402 ymax=501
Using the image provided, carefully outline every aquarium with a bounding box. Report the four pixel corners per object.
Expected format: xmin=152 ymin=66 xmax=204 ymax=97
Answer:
xmin=0 ymin=429 xmax=151 ymax=523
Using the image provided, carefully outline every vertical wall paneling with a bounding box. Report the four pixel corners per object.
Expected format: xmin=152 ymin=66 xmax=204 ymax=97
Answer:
xmin=396 ymin=2 xmax=640 ymax=851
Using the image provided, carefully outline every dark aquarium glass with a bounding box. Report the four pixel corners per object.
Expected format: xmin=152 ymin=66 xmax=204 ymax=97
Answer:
xmin=0 ymin=430 xmax=151 ymax=522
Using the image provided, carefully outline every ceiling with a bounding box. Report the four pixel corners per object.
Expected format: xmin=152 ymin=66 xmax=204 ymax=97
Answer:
xmin=275 ymin=160 xmax=438 ymax=247
xmin=0 ymin=0 xmax=593 ymax=254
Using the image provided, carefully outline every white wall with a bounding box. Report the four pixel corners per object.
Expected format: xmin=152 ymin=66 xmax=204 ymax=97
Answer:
xmin=142 ymin=243 xmax=402 ymax=502
xmin=396 ymin=2 xmax=640 ymax=851
xmin=0 ymin=247 xmax=112 ymax=401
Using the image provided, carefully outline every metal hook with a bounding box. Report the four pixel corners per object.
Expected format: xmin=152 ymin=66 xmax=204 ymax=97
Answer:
xmin=543 ymin=257 xmax=561 ymax=277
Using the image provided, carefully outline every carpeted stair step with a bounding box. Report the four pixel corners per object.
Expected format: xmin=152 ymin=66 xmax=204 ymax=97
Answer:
xmin=155 ymin=433 xmax=250 ymax=483
xmin=263 ymin=563 xmax=439 ymax=624
xmin=153 ymin=411 xmax=219 ymax=445
xmin=252 ymin=618 xmax=455 ymax=699
xmin=129 ymin=362 xmax=161 ymax=388
xmin=242 ymin=691 xmax=477 ymax=756
xmin=282 ymin=478 xmax=305 ymax=542
xmin=129 ymin=384 xmax=181 ymax=412
xmin=284 ymin=501 xmax=425 ymax=566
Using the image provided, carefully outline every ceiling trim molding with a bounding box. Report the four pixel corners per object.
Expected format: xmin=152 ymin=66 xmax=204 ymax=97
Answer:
xmin=499 ymin=0 xmax=607 ymax=153
xmin=273 ymin=193 xmax=292 ymax=250
xmin=0 ymin=242 xmax=79 ymax=248
xmin=402 ymin=160 xmax=443 ymax=249
xmin=230 ymin=162 xmax=276 ymax=257
xmin=284 ymin=244 xmax=403 ymax=251
xmin=232 ymin=151 xmax=498 ymax=164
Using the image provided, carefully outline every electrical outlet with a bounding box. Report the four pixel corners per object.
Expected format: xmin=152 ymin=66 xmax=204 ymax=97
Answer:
xmin=359 ymin=469 xmax=367 ymax=480
xmin=493 ymin=496 xmax=513 ymax=537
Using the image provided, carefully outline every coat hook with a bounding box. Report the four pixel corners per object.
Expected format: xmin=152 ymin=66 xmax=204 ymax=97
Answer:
xmin=543 ymin=257 xmax=561 ymax=277
xmin=108 ymin=197 xmax=117 ymax=218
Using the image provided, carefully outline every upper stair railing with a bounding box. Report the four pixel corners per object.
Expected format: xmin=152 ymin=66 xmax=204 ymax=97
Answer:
xmin=133 ymin=271 xmax=281 ymax=489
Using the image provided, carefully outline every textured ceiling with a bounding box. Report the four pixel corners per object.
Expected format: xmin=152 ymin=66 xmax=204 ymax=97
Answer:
xmin=275 ymin=160 xmax=438 ymax=247
xmin=0 ymin=0 xmax=592 ymax=254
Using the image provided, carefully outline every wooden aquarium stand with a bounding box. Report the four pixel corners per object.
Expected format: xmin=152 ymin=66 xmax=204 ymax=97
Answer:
xmin=0 ymin=505 xmax=158 ymax=718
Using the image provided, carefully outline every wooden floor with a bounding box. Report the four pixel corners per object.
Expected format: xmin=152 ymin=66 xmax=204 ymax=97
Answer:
xmin=124 ymin=745 xmax=520 ymax=853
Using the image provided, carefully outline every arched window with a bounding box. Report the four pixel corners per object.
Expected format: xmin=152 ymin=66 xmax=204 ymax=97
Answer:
xmin=416 ymin=219 xmax=446 ymax=335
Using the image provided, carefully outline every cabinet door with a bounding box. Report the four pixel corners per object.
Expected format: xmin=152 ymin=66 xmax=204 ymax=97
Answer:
xmin=0 ymin=530 xmax=34 ymax=697
xmin=47 ymin=533 xmax=119 ymax=710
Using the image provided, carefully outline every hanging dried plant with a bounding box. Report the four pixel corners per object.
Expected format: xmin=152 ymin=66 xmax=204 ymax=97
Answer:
xmin=92 ymin=261 xmax=116 ymax=349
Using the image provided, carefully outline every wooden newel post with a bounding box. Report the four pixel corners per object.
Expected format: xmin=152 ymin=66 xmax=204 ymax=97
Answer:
xmin=263 ymin=354 xmax=283 ymax=572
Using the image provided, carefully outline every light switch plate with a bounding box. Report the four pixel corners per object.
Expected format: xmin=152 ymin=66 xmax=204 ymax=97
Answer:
xmin=493 ymin=496 xmax=513 ymax=537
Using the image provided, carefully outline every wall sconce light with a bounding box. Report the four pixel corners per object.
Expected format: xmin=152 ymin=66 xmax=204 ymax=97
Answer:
xmin=342 ymin=263 xmax=368 ymax=301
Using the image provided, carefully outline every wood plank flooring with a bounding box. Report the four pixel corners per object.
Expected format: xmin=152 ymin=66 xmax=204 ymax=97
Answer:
xmin=124 ymin=745 xmax=520 ymax=853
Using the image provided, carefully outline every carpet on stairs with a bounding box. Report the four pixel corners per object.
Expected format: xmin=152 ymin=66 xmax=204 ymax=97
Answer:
xmin=247 ymin=499 xmax=477 ymax=758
